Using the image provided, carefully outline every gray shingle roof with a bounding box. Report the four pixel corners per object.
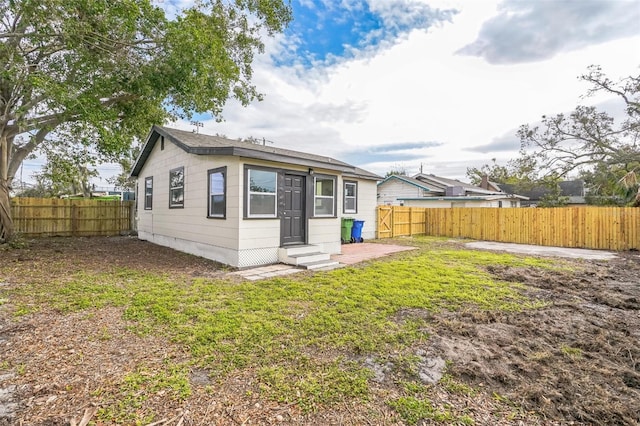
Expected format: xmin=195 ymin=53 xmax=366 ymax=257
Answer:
xmin=344 ymin=167 xmax=383 ymax=181
xmin=377 ymin=175 xmax=434 ymax=191
xmin=413 ymin=173 xmax=504 ymax=195
xmin=131 ymin=125 xmax=382 ymax=180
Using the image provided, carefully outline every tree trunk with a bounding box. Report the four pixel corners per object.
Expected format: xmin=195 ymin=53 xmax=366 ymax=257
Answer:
xmin=0 ymin=179 xmax=12 ymax=242
xmin=0 ymin=133 xmax=14 ymax=242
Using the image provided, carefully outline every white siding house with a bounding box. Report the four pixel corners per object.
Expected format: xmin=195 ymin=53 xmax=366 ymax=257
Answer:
xmin=377 ymin=174 xmax=527 ymax=208
xmin=131 ymin=126 xmax=381 ymax=268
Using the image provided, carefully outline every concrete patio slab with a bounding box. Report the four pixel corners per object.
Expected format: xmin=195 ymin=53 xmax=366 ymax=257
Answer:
xmin=465 ymin=241 xmax=617 ymax=260
xmin=331 ymin=242 xmax=417 ymax=265
xmin=232 ymin=242 xmax=417 ymax=280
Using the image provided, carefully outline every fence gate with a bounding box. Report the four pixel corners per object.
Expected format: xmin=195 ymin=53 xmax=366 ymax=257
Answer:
xmin=377 ymin=206 xmax=393 ymax=239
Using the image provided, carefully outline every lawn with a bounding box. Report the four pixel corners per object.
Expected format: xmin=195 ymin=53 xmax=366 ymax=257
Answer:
xmin=0 ymin=236 xmax=638 ymax=425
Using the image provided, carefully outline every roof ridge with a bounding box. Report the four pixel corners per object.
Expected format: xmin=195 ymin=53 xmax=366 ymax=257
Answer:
xmin=131 ymin=125 xmax=382 ymax=180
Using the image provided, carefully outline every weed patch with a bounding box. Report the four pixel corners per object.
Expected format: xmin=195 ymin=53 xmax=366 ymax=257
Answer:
xmin=388 ymin=396 xmax=473 ymax=425
xmin=95 ymin=362 xmax=191 ymax=423
xmin=258 ymin=358 xmax=371 ymax=412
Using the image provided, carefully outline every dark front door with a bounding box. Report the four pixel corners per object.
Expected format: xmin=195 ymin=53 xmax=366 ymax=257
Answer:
xmin=282 ymin=174 xmax=305 ymax=245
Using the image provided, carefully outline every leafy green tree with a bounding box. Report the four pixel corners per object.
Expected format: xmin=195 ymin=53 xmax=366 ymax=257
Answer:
xmin=579 ymin=162 xmax=637 ymax=205
xmin=33 ymin=143 xmax=98 ymax=197
xmin=518 ymin=65 xmax=640 ymax=206
xmin=0 ymin=0 xmax=292 ymax=241
xmin=466 ymin=156 xmax=539 ymax=188
xmin=385 ymin=166 xmax=408 ymax=178
xmin=15 ymin=183 xmax=50 ymax=198
xmin=107 ymin=145 xmax=141 ymax=192
xmin=616 ymin=169 xmax=640 ymax=206
xmin=467 ymin=157 xmax=569 ymax=206
xmin=537 ymin=185 xmax=570 ymax=207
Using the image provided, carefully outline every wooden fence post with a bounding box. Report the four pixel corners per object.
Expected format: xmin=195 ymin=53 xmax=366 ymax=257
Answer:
xmin=71 ymin=203 xmax=78 ymax=237
xmin=130 ymin=201 xmax=136 ymax=233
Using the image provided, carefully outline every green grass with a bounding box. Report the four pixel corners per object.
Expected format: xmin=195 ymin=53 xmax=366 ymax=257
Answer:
xmin=258 ymin=358 xmax=372 ymax=411
xmin=16 ymin=363 xmax=26 ymax=376
xmin=95 ymin=361 xmax=191 ymax=423
xmin=561 ymin=345 xmax=583 ymax=360
xmin=389 ymin=372 xmax=478 ymax=424
xmin=439 ymin=374 xmax=477 ymax=396
xmin=2 ymin=237 xmax=559 ymax=419
xmin=388 ymin=396 xmax=474 ymax=425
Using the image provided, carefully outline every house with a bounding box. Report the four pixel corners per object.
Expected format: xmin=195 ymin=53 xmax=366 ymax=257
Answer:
xmin=377 ymin=173 xmax=527 ymax=208
xmin=130 ymin=126 xmax=381 ymax=268
xmin=499 ymin=180 xmax=586 ymax=207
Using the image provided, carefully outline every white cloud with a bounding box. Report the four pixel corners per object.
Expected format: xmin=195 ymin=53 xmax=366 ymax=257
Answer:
xmin=175 ymin=0 xmax=640 ymax=181
xmin=458 ymin=0 xmax=640 ymax=64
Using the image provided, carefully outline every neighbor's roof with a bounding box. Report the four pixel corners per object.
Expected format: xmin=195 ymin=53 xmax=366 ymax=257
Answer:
xmin=131 ymin=126 xmax=382 ymax=180
xmin=398 ymin=194 xmax=528 ymax=201
xmin=377 ymin=174 xmax=434 ymax=191
xmin=378 ymin=172 xmax=528 ymax=200
xmin=412 ymin=173 xmax=508 ymax=196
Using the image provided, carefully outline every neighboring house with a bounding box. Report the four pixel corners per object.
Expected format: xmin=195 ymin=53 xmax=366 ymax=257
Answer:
xmin=377 ymin=173 xmax=527 ymax=208
xmin=130 ymin=126 xmax=381 ymax=268
xmin=500 ymin=180 xmax=586 ymax=207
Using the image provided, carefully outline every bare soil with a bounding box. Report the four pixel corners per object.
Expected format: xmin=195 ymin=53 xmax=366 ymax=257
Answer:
xmin=426 ymin=255 xmax=640 ymax=425
xmin=1 ymin=236 xmax=639 ymax=425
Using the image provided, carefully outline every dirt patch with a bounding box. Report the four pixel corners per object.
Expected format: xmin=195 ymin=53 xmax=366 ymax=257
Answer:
xmin=422 ymin=255 xmax=640 ymax=425
xmin=1 ymin=237 xmax=639 ymax=425
xmin=0 ymin=235 xmax=230 ymax=279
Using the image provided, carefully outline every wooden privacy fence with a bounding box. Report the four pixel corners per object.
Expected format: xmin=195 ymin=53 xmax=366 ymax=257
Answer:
xmin=11 ymin=197 xmax=135 ymax=237
xmin=377 ymin=206 xmax=640 ymax=251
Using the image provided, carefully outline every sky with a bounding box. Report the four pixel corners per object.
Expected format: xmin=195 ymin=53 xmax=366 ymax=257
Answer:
xmin=19 ymin=0 xmax=640 ymax=186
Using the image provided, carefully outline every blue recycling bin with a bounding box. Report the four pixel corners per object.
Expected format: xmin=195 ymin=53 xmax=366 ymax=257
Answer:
xmin=351 ymin=220 xmax=365 ymax=243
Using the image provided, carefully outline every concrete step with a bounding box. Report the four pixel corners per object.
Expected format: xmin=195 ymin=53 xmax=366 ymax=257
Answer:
xmin=279 ymin=244 xmax=323 ymax=257
xmin=282 ymin=251 xmax=330 ymax=266
xmin=298 ymin=259 xmax=341 ymax=270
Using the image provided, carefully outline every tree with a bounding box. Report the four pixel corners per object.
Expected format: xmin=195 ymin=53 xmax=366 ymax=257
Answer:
xmin=579 ymin=161 xmax=636 ymax=205
xmin=518 ymin=65 xmax=640 ymax=205
xmin=618 ymin=170 xmax=640 ymax=205
xmin=467 ymin=156 xmax=569 ymax=207
xmin=385 ymin=166 xmax=408 ymax=178
xmin=33 ymin=142 xmax=98 ymax=197
xmin=466 ymin=157 xmax=539 ymax=188
xmin=0 ymin=0 xmax=292 ymax=241
xmin=107 ymin=144 xmax=141 ymax=192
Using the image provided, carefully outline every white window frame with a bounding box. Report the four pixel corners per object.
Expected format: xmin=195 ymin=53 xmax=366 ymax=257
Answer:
xmin=208 ymin=167 xmax=226 ymax=218
xmin=144 ymin=177 xmax=153 ymax=210
xmin=247 ymin=168 xmax=278 ymax=218
xmin=314 ymin=175 xmax=336 ymax=217
xmin=343 ymin=181 xmax=357 ymax=214
xmin=169 ymin=167 xmax=184 ymax=209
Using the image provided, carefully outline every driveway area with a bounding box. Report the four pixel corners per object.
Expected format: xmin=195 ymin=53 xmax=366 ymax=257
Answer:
xmin=465 ymin=241 xmax=618 ymax=260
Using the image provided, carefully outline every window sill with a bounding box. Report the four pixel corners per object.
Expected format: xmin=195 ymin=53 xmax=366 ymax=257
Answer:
xmin=244 ymin=216 xmax=279 ymax=220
